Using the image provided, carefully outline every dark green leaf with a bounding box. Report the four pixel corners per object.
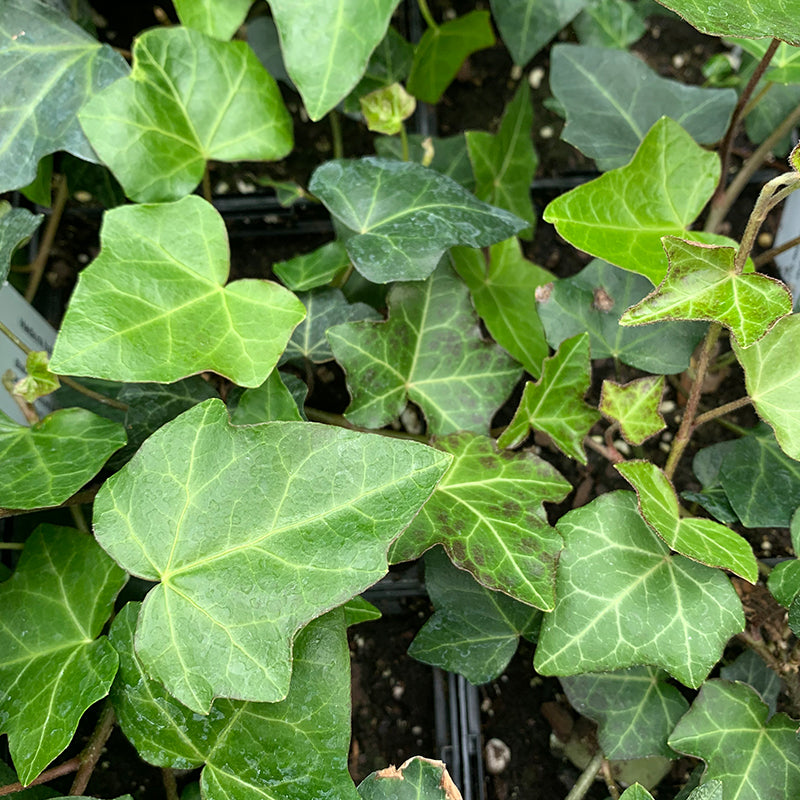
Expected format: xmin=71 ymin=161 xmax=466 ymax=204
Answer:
xmin=19 ymin=155 xmax=52 ymax=207
xmin=375 ymin=133 xmax=475 ymax=190
xmin=720 ymin=650 xmax=781 ymax=717
xmin=245 ymin=15 xmax=292 ymax=86
xmin=0 ymin=202 xmax=42 ymax=284
xmin=230 ymin=370 xmax=306 ymax=424
xmin=768 ymin=510 xmax=800 ymax=607
xmin=358 ymin=757 xmax=461 ymax=800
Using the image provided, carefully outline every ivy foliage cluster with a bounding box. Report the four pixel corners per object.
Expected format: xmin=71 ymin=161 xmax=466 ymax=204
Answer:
xmin=2 ymin=0 xmax=800 ymax=798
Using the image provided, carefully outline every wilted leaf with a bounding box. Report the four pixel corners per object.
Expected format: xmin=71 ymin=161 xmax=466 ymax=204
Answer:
xmin=358 ymin=757 xmax=463 ymax=800
xmin=173 ymin=0 xmax=253 ymax=40
xmin=0 ymin=202 xmax=42 ymax=283
xmin=599 ymin=376 xmax=665 ymax=445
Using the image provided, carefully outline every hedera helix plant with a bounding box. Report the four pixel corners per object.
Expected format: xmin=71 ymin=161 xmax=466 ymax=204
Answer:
xmin=4 ymin=0 xmax=800 ymax=798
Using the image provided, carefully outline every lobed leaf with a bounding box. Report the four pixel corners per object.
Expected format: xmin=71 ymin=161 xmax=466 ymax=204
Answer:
xmin=173 ymin=0 xmax=253 ymax=40
xmin=720 ymin=650 xmax=781 ymax=717
xmin=573 ymin=0 xmax=647 ymax=49
xmin=599 ymin=376 xmax=665 ymax=445
xmin=358 ymin=757 xmax=463 ymax=800
xmin=728 ymin=37 xmax=800 ymax=85
xmin=618 ymin=782 xmax=723 ymax=800
xmin=274 ymin=241 xmax=351 ymax=292
xmin=0 ymin=202 xmax=42 ymax=283
xmin=230 ymin=370 xmax=306 ymax=424
xmin=768 ymin=510 xmax=800 ymax=608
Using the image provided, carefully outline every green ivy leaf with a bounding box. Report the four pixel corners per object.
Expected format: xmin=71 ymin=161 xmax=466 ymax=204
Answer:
xmin=720 ymin=650 xmax=781 ymax=717
xmin=93 ymin=398 xmax=450 ymax=712
xmin=407 ymin=11 xmax=495 ymax=104
xmin=536 ymin=259 xmax=707 ymax=374
xmin=173 ymin=0 xmax=253 ymax=40
xmin=79 ymin=27 xmax=292 ymax=202
xmin=618 ymin=783 xmax=723 ymax=800
xmin=599 ymin=376 xmax=665 ymax=445
xmin=110 ymin=603 xmax=360 ymax=800
xmin=498 ymin=333 xmax=600 ymax=463
xmin=13 ymin=351 xmax=60 ymax=403
xmin=669 ymin=680 xmax=800 ymax=799
xmin=230 ymin=370 xmax=306 ymax=424
xmin=342 ymin=596 xmax=382 ymax=627
xmin=654 ymin=0 xmax=800 ymax=44
xmin=0 ymin=202 xmax=42 ymax=283
xmin=466 ymin=83 xmax=537 ymax=238
xmin=310 ymin=157 xmax=525 ymax=282
xmin=615 ymin=460 xmax=758 ymax=582
xmin=450 ymin=239 xmax=553 ymax=378
xmin=560 ymin=666 xmax=689 ymax=759
xmin=0 ymin=408 xmax=125 ymax=510
xmin=274 ymin=241 xmax=351 ymax=292
xmin=407 ymin=548 xmax=541 ymax=684
xmin=358 ymin=757 xmax=461 ymax=800
xmin=543 ymin=117 xmax=724 ymax=284
xmin=550 ymin=45 xmax=736 ymax=171
xmin=0 ymin=0 xmax=129 ymax=192
xmin=768 ymin=510 xmax=800 ymax=607
xmin=390 ymin=432 xmax=571 ymax=609
xmin=360 ymin=83 xmax=416 ymax=135
xmin=734 ymin=314 xmax=800 ymax=460
xmin=489 ymin=0 xmax=589 ymax=65
xmin=268 ymin=0 xmax=401 ymax=120
xmin=728 ymin=38 xmax=800 ymax=85
xmin=0 ymin=526 xmax=126 ymax=785
xmin=328 ymin=263 xmax=521 ymax=436
xmin=573 ymin=0 xmax=647 ymax=49
xmin=621 ymin=238 xmax=792 ymax=347
xmin=534 ymin=492 xmax=745 ymax=687
xmin=375 ymin=133 xmax=475 ymax=190
xmin=50 ymin=196 xmax=305 ymax=388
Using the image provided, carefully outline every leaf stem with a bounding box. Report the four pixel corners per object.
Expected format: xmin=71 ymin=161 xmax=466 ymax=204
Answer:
xmin=564 ymin=750 xmax=605 ymax=800
xmin=417 ymin=0 xmax=437 ymax=29
xmin=162 ymin=768 xmax=179 ymax=800
xmin=693 ymin=396 xmax=752 ymax=428
xmin=330 ymin=110 xmax=344 ymax=160
xmin=741 ymin=80 xmax=773 ymax=118
xmin=25 ymin=174 xmax=69 ymax=303
xmin=584 ymin=435 xmax=625 ymax=464
xmin=69 ymin=701 xmax=116 ymax=796
xmin=399 ymin=121 xmax=410 ymax=162
xmin=304 ymin=406 xmax=429 ymax=442
xmin=0 ymin=757 xmax=81 ymax=796
xmin=0 ymin=542 xmax=24 ymax=549
xmin=202 ymin=165 xmax=212 ymax=203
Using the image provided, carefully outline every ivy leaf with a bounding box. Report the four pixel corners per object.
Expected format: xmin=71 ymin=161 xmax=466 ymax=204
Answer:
xmin=407 ymin=11 xmax=495 ymax=104
xmin=654 ymin=0 xmax=800 ymax=44
xmin=268 ymin=0 xmax=401 ymax=121
xmin=390 ymin=432 xmax=571 ymax=609
xmin=668 ymin=680 xmax=800 ymax=799
xmin=0 ymin=0 xmax=129 ymax=192
xmin=230 ymin=370 xmax=306 ymax=424
xmin=734 ymin=314 xmax=800 ymax=460
xmin=309 ymin=157 xmax=526 ymax=283
xmin=274 ymin=241 xmax=351 ymax=292
xmin=599 ymin=376 xmax=665 ymax=445
xmin=450 ymin=239 xmax=553 ymax=378
xmin=683 ymin=440 xmax=739 ymax=525
xmin=0 ymin=526 xmax=126 ymax=785
xmin=0 ymin=202 xmax=42 ymax=283
xmin=615 ymin=460 xmax=758 ymax=582
xmin=173 ymin=0 xmax=253 ymax=40
xmin=280 ymin=288 xmax=381 ymax=368
xmin=573 ymin=0 xmax=647 ymax=49
xmin=489 ymin=0 xmax=589 ymax=65
xmin=720 ymin=650 xmax=781 ymax=717
xmin=621 ymin=238 xmax=792 ymax=348
xmin=618 ymin=783 xmax=723 ymax=800
xmin=550 ymin=45 xmax=736 ymax=171
xmin=768 ymin=510 xmax=800 ymax=608
xmin=534 ymin=492 xmax=745 ymax=688
xmin=0 ymin=408 xmax=125 ymax=510
xmin=360 ymin=83 xmax=416 ymax=135
xmin=93 ymin=398 xmax=450 ymax=712
xmin=543 ymin=117 xmax=724 ymax=284
xmin=407 ymin=548 xmax=541 ymax=684
xmin=327 ymin=263 xmax=521 ymax=436
xmin=536 ymin=259 xmax=706 ymax=374
xmin=358 ymin=757 xmax=462 ymax=800
xmin=50 ymin=196 xmax=305 ymax=388
xmin=466 ymin=83 xmax=537 ymax=238
xmin=79 ymin=27 xmax=292 ymax=202
xmin=560 ymin=666 xmax=689 ymax=759
xmin=375 ymin=133 xmax=475 ymax=190
xmin=14 ymin=351 xmax=60 ymax=403
xmin=498 ymin=333 xmax=600 ymax=463
xmin=109 ymin=603 xmax=360 ymax=800
xmin=729 ymin=38 xmax=800 ymax=85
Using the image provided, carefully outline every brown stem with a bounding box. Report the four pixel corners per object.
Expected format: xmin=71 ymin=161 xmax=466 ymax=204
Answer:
xmin=25 ymin=175 xmax=69 ymax=303
xmin=754 ymin=232 xmax=800 ymax=267
xmin=304 ymin=406 xmax=429 ymax=442
xmin=0 ymin=485 xmax=101 ymax=519
xmin=584 ymin=435 xmax=625 ymax=464
xmin=693 ymin=396 xmax=752 ymax=428
xmin=69 ymin=702 xmax=116 ymax=796
xmin=0 ymin=757 xmax=81 ymax=796
xmin=162 ymin=768 xmax=180 ymax=800
xmin=600 ymin=759 xmax=620 ymax=800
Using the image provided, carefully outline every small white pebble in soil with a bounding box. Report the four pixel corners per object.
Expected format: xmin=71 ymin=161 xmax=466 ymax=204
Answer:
xmin=78 ymin=253 xmax=89 ymax=264
xmin=758 ymin=231 xmax=774 ymax=248
xmin=661 ymin=431 xmax=673 ymax=442
xmin=299 ymin=106 xmax=309 ymax=123
xmin=510 ymin=64 xmax=523 ymax=81
xmin=659 ymin=441 xmax=671 ymax=453
xmin=485 ymin=738 xmax=512 ymax=775
xmin=614 ymin=439 xmax=631 ymax=456
xmin=381 ymin=668 xmax=392 ymax=679
xmin=590 ymin=435 xmax=604 ymax=444
xmin=672 ymin=53 xmax=686 ymax=69
xmin=101 ymin=760 xmax=110 ymax=769
xmin=528 ymin=66 xmax=545 ymax=89
xmin=651 ymin=25 xmax=661 ymax=39
xmin=392 ymin=682 xmax=405 ymax=700
xmin=539 ymin=125 xmax=554 ymax=139
xmin=411 ymin=725 xmax=423 ymax=736
xmin=74 ymin=190 xmax=93 ymax=203
xmin=444 ymin=8 xmax=456 ymax=19
xmin=214 ymin=181 xmax=229 ymax=195
xmin=660 ymin=400 xmax=676 ymax=414
xmin=761 ymin=536 xmax=772 ymax=553
xmin=235 ymin=178 xmax=256 ymax=195
xmin=481 ymin=697 xmax=492 ymax=712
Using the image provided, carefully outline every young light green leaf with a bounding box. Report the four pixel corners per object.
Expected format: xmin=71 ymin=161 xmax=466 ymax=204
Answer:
xmin=599 ymin=376 xmax=665 ymax=445
xmin=309 ymin=157 xmax=525 ymax=282
xmin=110 ymin=603 xmax=360 ymax=800
xmin=615 ymin=460 xmax=758 ymax=582
xmin=728 ymin=38 xmax=800 ymax=85
xmin=0 ymin=408 xmax=125 ymax=510
xmin=655 ymin=0 xmax=800 ymax=44
xmin=466 ymin=83 xmax=537 ymax=238
xmin=390 ymin=432 xmax=571 ymax=609
xmin=621 ymin=238 xmax=792 ymax=347
xmin=230 ymin=370 xmax=305 ymax=424
xmin=93 ymin=398 xmax=451 ymax=713
xmin=720 ymin=650 xmax=781 ymax=717
xmin=50 ymin=196 xmax=305 ymax=387
xmin=375 ymin=133 xmax=475 ymax=190
xmin=0 ymin=526 xmax=126 ymax=785
xmin=79 ymin=27 xmax=292 ymax=202
xmin=734 ymin=314 xmax=800 ymax=460
xmin=342 ymin=596 xmax=382 ymax=627
xmin=358 ymin=757 xmax=462 ymax=800
xmin=268 ymin=0 xmax=401 ymax=120
xmin=0 ymin=202 xmax=42 ymax=283
xmin=573 ymin=0 xmax=647 ymax=49
xmin=550 ymin=45 xmax=736 ymax=171
xmin=173 ymin=0 xmax=253 ymax=40
xmin=328 ymin=263 xmax=521 ymax=436
xmin=14 ymin=351 xmax=60 ymax=403
xmin=360 ymin=83 xmax=416 ymax=135
xmin=669 ymin=680 xmax=800 ymax=799
xmin=560 ymin=666 xmax=689 ymax=759
xmin=489 ymin=0 xmax=589 ymax=66
xmin=0 ymin=0 xmax=129 ymax=192
xmin=534 ymin=492 xmax=745 ymax=688
xmin=543 ymin=117 xmax=723 ymax=284
xmin=407 ymin=548 xmax=541 ymax=685
xmin=274 ymin=241 xmax=351 ymax=292
xmin=281 ymin=288 xmax=380 ymax=368
xmin=407 ymin=11 xmax=495 ymax=104
xmin=498 ymin=333 xmax=600 ymax=463
xmin=450 ymin=239 xmax=553 ymax=378
xmin=537 ymin=259 xmax=706 ymax=374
